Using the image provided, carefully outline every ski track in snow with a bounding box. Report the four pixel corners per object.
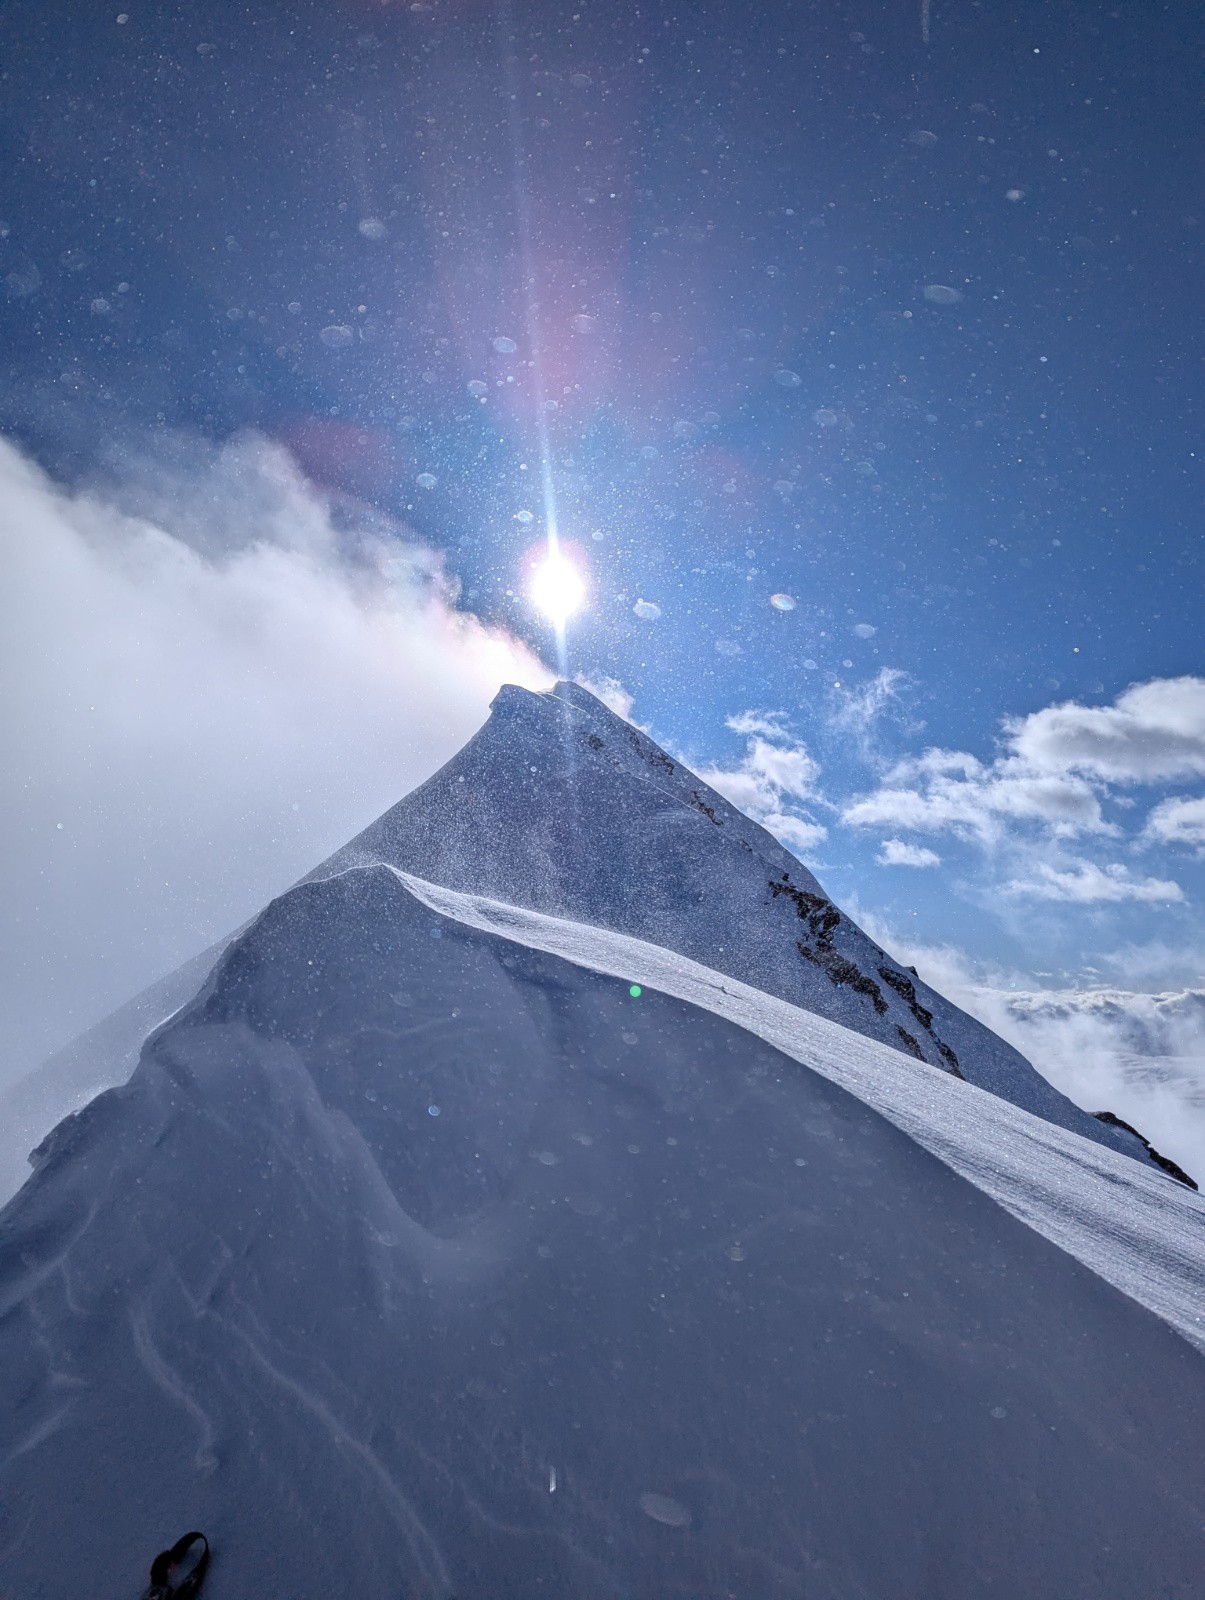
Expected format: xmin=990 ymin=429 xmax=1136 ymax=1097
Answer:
xmin=214 ymin=1296 xmax=454 ymax=1597
xmin=129 ymin=1296 xmax=219 ymax=1474
xmin=385 ymin=868 xmax=1205 ymax=1353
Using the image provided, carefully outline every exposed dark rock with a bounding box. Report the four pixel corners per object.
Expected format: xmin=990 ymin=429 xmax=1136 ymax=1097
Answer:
xmin=1093 ymin=1112 xmax=1198 ymax=1190
xmin=689 ymin=791 xmax=721 ymax=824
xmin=798 ymin=941 xmax=888 ymax=1014
xmin=770 ymin=876 xmax=841 ymax=946
xmin=896 ymin=1026 xmax=925 ymax=1059
xmin=936 ymin=1041 xmax=965 ymax=1079
xmin=879 ymin=966 xmax=934 ymax=1031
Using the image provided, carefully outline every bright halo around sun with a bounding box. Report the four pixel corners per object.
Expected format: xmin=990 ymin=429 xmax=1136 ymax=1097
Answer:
xmin=530 ymin=548 xmax=586 ymax=627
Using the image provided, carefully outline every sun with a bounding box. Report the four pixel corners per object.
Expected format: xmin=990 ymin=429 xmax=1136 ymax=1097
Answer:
xmin=530 ymin=549 xmax=586 ymax=628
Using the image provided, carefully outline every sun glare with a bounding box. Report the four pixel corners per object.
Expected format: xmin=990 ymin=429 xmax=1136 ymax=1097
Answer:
xmin=530 ymin=550 xmax=586 ymax=628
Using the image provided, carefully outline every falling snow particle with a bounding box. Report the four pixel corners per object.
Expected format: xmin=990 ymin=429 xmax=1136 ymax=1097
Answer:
xmin=1005 ymin=188 xmax=1025 ymax=202
xmin=774 ymin=368 xmax=802 ymax=388
xmin=813 ymin=407 xmax=839 ymax=427
xmin=715 ymin=639 xmax=742 ymax=656
xmin=467 ymin=379 xmax=488 ymax=397
xmin=770 ymin=593 xmax=797 ymax=612
xmin=853 ymin=622 xmax=877 ymax=638
xmin=639 ymin=1493 xmax=692 ymax=1528
xmin=514 ymin=509 xmax=534 ymax=524
xmin=633 ymin=599 xmax=662 ymax=622
xmin=416 ymin=473 xmax=437 ymax=489
xmin=358 ymin=217 xmax=388 ymax=240
xmin=908 ymin=129 xmax=938 ymax=147
xmin=923 ymin=284 xmax=963 ymax=306
xmin=492 ymin=335 xmax=518 ymax=354
xmin=319 ymin=324 xmax=354 ymax=350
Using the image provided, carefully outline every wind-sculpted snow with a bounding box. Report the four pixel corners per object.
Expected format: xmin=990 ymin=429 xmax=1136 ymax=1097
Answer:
xmin=0 ymin=680 xmax=1173 ymax=1205
xmin=2 ymin=865 xmax=1204 ymax=1599
xmin=398 ymin=869 xmax=1205 ymax=1353
xmin=326 ymin=681 xmax=1173 ymax=1172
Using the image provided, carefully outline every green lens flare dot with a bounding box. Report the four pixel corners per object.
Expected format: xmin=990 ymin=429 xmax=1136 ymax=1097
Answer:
xmin=629 ymin=984 xmax=642 ymax=998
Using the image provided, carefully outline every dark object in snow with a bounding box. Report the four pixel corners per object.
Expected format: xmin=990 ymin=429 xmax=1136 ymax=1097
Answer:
xmin=143 ymin=1532 xmax=209 ymax=1599
xmin=1093 ymin=1112 xmax=1198 ymax=1190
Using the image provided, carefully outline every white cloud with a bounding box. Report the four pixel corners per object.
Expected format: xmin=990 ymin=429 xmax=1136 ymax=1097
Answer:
xmin=726 ymin=709 xmax=790 ymax=740
xmin=574 ymin=674 xmax=635 ymax=721
xmin=877 ymin=839 xmax=941 ymax=868
xmin=759 ymin=811 xmax=828 ymax=853
xmin=1144 ymin=795 xmax=1205 ymax=855
xmin=1003 ymin=860 xmax=1184 ymax=904
xmin=698 ymin=713 xmax=827 ymax=858
xmin=829 ymin=667 xmax=911 ymax=741
xmin=0 ymin=433 xmax=551 ymax=1082
xmin=852 ymin=911 xmax=1205 ymax=1183
xmin=842 ymin=753 xmax=1109 ymax=843
xmin=1006 ymin=677 xmax=1205 ymax=782
xmin=843 ymin=679 xmax=1205 ymax=852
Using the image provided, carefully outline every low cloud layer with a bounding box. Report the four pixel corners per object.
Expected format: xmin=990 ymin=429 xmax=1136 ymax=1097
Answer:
xmin=0 ymin=434 xmax=550 ymax=1082
xmin=855 ymin=912 xmax=1205 ymax=1183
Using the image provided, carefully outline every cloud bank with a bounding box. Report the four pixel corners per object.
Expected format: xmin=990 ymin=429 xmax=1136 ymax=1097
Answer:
xmin=855 ymin=912 xmax=1205 ymax=1183
xmin=0 ymin=434 xmax=550 ymax=1083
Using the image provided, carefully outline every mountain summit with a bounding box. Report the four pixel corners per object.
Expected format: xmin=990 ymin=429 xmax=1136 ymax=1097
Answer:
xmin=325 ymin=680 xmax=1185 ymax=1176
xmin=2 ymin=681 xmax=1205 ymax=1597
xmin=2 ymin=679 xmax=1188 ymax=1197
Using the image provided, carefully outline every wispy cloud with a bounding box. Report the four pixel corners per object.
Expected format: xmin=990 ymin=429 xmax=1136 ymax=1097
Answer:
xmin=842 ymin=751 xmax=1111 ymax=843
xmin=0 ymin=433 xmax=550 ymax=1081
xmin=830 ymin=666 xmax=911 ymax=732
xmin=876 ymin=839 xmax=941 ymax=868
xmin=840 ymin=677 xmax=1205 ymax=916
xmin=573 ymin=674 xmax=636 ymax=722
xmin=1144 ymin=795 xmax=1205 ymax=856
xmin=698 ymin=711 xmax=827 ymax=856
xmin=1003 ymin=860 xmax=1185 ymax=904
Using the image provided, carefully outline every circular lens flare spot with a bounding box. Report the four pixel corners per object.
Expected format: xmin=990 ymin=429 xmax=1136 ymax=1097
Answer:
xmin=531 ymin=551 xmax=586 ymax=626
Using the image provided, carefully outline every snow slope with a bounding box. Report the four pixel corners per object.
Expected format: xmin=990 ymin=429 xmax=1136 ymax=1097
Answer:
xmin=1 ymin=680 xmax=1178 ymax=1204
xmin=325 ymin=681 xmax=1180 ymax=1174
xmin=2 ymin=865 xmax=1204 ymax=1600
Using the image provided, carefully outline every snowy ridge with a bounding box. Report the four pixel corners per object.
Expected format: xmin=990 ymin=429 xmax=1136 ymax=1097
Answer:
xmin=392 ymin=868 xmax=1205 ymax=1352
xmin=0 ymin=678 xmax=1178 ymax=1209
xmin=4 ymin=861 xmax=1205 ymax=1599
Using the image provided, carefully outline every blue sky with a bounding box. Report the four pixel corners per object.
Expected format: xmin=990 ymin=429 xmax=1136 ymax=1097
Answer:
xmin=1 ymin=0 xmax=1202 ymax=1158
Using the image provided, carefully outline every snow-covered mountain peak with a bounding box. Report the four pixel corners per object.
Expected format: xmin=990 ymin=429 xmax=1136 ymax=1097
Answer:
xmin=323 ymin=681 xmax=1188 ymax=1179
xmin=0 ymin=679 xmax=1192 ymax=1207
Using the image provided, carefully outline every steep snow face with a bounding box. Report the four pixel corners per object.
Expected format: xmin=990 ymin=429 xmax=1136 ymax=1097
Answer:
xmin=328 ymin=681 xmax=1166 ymax=1172
xmin=0 ymin=680 xmax=1177 ymax=1206
xmin=3 ymin=867 xmax=1205 ymax=1600
xmin=399 ymin=871 xmax=1205 ymax=1354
